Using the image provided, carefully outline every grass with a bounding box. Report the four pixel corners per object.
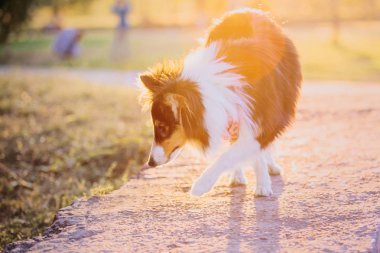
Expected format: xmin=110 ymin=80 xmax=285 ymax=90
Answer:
xmin=0 ymin=74 xmax=151 ymax=250
xmin=0 ymin=28 xmax=200 ymax=70
xmin=1 ymin=22 xmax=380 ymax=82
xmin=286 ymin=22 xmax=380 ymax=81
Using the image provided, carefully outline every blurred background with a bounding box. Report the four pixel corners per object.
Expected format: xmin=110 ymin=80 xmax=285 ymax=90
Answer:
xmin=0 ymin=0 xmax=379 ymax=250
xmin=0 ymin=0 xmax=379 ymax=80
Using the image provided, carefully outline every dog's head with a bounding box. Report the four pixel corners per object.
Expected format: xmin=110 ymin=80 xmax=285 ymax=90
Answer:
xmin=139 ymin=64 xmax=188 ymax=168
xmin=139 ymin=63 xmax=209 ymax=168
xmin=147 ymin=91 xmax=187 ymax=167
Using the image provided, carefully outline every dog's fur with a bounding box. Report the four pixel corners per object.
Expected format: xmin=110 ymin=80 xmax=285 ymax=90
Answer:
xmin=139 ymin=9 xmax=302 ymax=196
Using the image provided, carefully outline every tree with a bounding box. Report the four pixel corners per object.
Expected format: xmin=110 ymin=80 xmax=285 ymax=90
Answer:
xmin=0 ymin=0 xmax=37 ymax=44
xmin=0 ymin=0 xmax=93 ymax=44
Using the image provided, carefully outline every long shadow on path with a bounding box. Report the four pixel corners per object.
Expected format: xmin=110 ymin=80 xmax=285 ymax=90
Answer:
xmin=226 ymin=186 xmax=247 ymax=252
xmin=227 ymin=176 xmax=284 ymax=252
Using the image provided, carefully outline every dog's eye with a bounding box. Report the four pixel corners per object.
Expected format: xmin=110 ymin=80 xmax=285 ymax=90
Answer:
xmin=157 ymin=124 xmax=169 ymax=137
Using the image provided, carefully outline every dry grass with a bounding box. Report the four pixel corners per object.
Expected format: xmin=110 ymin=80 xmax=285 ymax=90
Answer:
xmin=0 ymin=74 xmax=151 ymax=250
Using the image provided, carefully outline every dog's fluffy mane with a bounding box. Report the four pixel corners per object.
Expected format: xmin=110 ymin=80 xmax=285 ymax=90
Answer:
xmin=139 ymin=60 xmax=183 ymax=111
xmin=139 ymin=9 xmax=302 ymax=157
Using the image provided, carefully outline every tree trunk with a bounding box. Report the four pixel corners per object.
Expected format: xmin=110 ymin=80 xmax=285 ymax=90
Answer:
xmin=0 ymin=24 xmax=11 ymax=44
xmin=330 ymin=0 xmax=340 ymax=45
xmin=367 ymin=0 xmax=378 ymax=19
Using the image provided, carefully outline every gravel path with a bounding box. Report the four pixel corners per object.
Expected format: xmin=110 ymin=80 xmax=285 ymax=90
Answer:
xmin=5 ymin=82 xmax=380 ymax=253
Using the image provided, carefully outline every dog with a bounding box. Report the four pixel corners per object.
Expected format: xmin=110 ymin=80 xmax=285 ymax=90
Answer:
xmin=139 ymin=8 xmax=302 ymax=197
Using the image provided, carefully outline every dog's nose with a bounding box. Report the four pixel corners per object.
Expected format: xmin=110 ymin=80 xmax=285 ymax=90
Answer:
xmin=148 ymin=157 xmax=157 ymax=167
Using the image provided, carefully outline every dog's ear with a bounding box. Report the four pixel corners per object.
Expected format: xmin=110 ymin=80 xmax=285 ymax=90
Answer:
xmin=140 ymin=73 xmax=162 ymax=93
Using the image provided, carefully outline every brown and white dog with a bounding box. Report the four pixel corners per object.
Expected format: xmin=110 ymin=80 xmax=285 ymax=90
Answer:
xmin=139 ymin=9 xmax=302 ymax=197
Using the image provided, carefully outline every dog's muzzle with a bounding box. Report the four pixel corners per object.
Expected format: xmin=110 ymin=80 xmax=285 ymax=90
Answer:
xmin=148 ymin=156 xmax=157 ymax=167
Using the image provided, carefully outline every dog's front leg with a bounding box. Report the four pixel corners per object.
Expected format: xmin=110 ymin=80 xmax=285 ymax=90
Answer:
xmin=190 ymin=136 xmax=261 ymax=196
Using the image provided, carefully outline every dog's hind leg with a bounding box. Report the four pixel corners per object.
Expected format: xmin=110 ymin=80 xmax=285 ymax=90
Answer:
xmin=229 ymin=168 xmax=247 ymax=186
xmin=263 ymin=145 xmax=283 ymax=175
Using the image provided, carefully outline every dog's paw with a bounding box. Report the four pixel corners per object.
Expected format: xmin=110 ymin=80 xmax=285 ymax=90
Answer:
xmin=229 ymin=173 xmax=247 ymax=187
xmin=269 ymin=163 xmax=283 ymax=176
xmin=254 ymin=184 xmax=273 ymax=197
xmin=190 ymin=177 xmax=213 ymax=197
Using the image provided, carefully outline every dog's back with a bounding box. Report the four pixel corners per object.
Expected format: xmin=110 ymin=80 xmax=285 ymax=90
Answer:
xmin=205 ymin=9 xmax=302 ymax=147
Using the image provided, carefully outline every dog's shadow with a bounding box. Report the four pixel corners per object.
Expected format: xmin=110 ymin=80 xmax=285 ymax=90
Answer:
xmin=226 ymin=176 xmax=284 ymax=252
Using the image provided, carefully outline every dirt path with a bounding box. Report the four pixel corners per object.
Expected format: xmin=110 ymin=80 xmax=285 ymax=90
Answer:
xmin=5 ymin=82 xmax=380 ymax=252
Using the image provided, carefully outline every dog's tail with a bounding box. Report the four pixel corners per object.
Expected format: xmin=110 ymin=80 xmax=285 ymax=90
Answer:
xmin=205 ymin=8 xmax=280 ymax=46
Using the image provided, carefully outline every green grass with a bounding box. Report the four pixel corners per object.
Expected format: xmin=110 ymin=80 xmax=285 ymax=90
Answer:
xmin=1 ymin=22 xmax=380 ymax=81
xmin=0 ymin=28 xmax=200 ymax=70
xmin=0 ymin=74 xmax=151 ymax=250
xmin=285 ymin=22 xmax=380 ymax=81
